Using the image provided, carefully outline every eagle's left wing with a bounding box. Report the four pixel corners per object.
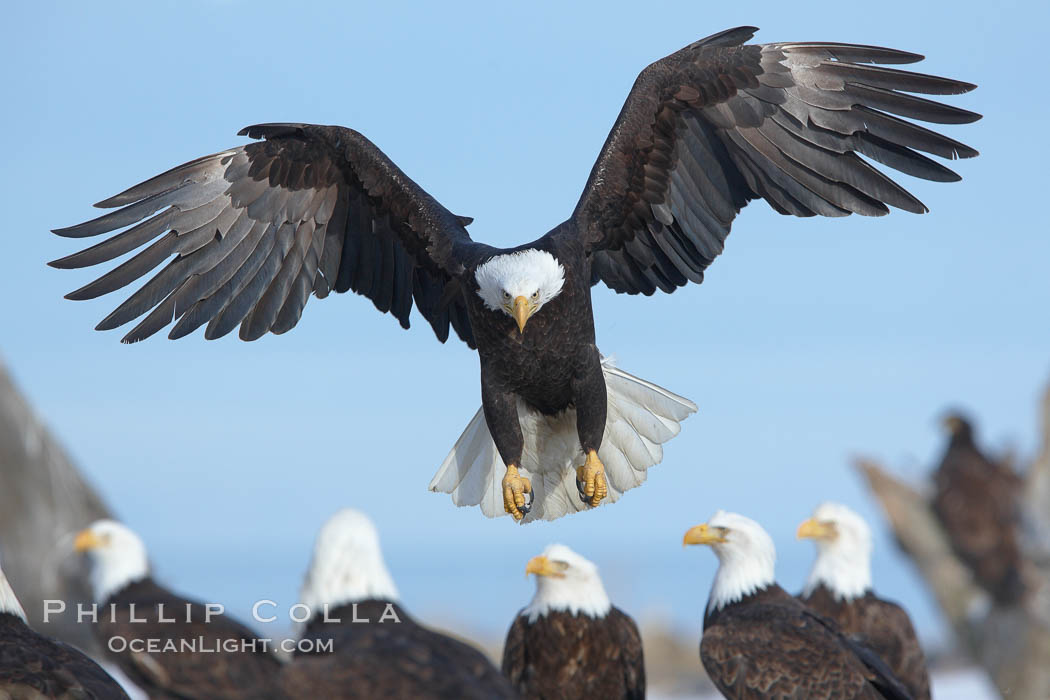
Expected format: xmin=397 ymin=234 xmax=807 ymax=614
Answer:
xmin=569 ymin=26 xmax=979 ymax=295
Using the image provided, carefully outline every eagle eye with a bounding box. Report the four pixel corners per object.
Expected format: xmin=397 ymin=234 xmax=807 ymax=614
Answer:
xmin=531 ymin=290 xmax=539 ymax=300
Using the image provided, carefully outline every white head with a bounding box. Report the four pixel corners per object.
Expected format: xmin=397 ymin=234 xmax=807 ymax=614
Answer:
xmin=522 ymin=543 xmax=611 ymax=623
xmin=798 ymin=502 xmax=873 ymax=601
xmin=683 ymin=511 xmax=777 ymax=612
xmin=474 ymin=250 xmax=565 ymax=333
xmin=0 ymin=557 xmax=27 ymax=621
xmin=299 ymin=509 xmax=399 ymax=616
xmin=74 ymin=520 xmax=150 ymax=604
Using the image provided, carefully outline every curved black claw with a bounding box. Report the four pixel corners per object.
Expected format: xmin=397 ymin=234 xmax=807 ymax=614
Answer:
xmin=519 ymin=488 xmax=534 ymax=516
xmin=576 ymin=476 xmax=588 ymax=505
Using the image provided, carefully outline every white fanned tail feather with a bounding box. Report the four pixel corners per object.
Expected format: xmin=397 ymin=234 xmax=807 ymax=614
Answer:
xmin=428 ymin=358 xmax=697 ymax=523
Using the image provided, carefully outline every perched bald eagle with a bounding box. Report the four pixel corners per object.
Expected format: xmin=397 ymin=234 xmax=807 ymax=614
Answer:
xmin=502 ymin=544 xmax=644 ymax=699
xmin=933 ymin=413 xmax=1026 ymax=604
xmin=279 ymin=509 xmax=516 ymax=700
xmin=73 ymin=520 xmax=281 ymax=700
xmin=683 ymin=511 xmax=911 ymax=699
xmin=1 ymin=558 xmax=130 ymax=700
xmin=52 ymin=26 xmax=978 ymax=523
xmin=798 ymin=502 xmax=930 ymax=700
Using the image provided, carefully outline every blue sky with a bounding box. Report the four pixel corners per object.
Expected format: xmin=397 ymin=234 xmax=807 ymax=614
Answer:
xmin=3 ymin=0 xmax=1049 ymax=647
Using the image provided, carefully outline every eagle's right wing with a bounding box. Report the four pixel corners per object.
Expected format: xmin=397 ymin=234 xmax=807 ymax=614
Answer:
xmin=52 ymin=123 xmax=488 ymax=346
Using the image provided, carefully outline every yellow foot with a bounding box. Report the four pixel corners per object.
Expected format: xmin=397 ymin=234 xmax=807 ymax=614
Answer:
xmin=502 ymin=465 xmax=533 ymax=521
xmin=576 ymin=450 xmax=607 ymax=507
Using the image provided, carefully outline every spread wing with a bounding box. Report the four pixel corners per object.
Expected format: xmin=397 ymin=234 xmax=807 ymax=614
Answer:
xmin=52 ymin=123 xmax=487 ymax=346
xmin=571 ymin=26 xmax=979 ymax=295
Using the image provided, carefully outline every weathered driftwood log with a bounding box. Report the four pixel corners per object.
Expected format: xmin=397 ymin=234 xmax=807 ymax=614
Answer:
xmin=0 ymin=356 xmax=113 ymax=653
xmin=857 ymin=382 xmax=1050 ymax=700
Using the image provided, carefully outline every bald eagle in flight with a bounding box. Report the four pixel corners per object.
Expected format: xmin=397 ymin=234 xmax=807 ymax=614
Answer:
xmin=73 ymin=520 xmax=282 ymax=699
xmin=502 ymin=544 xmax=644 ymax=699
xmin=798 ymin=502 xmax=931 ymax=700
xmin=1 ymin=558 xmax=131 ymax=699
xmin=279 ymin=509 xmax=517 ymax=699
xmin=683 ymin=511 xmax=912 ymax=699
xmin=51 ymin=26 xmax=978 ymax=522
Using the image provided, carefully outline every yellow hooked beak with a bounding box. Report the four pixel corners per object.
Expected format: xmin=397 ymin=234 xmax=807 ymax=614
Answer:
xmin=525 ymin=555 xmax=567 ymax=579
xmin=683 ymin=523 xmax=728 ymax=547
xmin=512 ymin=296 xmax=533 ymax=333
xmin=796 ymin=518 xmax=837 ymax=541
xmin=73 ymin=529 xmax=103 ymax=552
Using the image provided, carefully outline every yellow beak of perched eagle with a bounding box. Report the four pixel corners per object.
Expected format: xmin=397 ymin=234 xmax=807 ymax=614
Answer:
xmin=525 ymin=555 xmax=569 ymax=578
xmin=509 ymin=295 xmax=535 ymax=333
xmin=682 ymin=523 xmax=729 ymax=546
xmin=796 ymin=518 xmax=838 ymax=541
xmin=72 ymin=529 xmax=104 ymax=552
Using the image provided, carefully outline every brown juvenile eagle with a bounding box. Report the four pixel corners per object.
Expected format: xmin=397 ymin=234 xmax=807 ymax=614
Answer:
xmin=933 ymin=413 xmax=1026 ymax=604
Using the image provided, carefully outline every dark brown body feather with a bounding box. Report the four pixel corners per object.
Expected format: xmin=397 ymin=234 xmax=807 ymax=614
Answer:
xmin=701 ymin=585 xmax=911 ymax=700
xmin=801 ymin=584 xmax=930 ymax=700
xmin=933 ymin=418 xmax=1025 ymax=604
xmin=0 ymin=612 xmax=129 ymax=700
xmin=94 ymin=579 xmax=280 ymax=700
xmin=279 ymin=600 xmax=517 ymax=700
xmin=501 ymin=607 xmax=644 ymax=700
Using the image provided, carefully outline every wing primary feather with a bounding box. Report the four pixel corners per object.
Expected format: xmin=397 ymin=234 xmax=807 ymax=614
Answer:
xmin=97 ymin=208 xmax=245 ymax=331
xmin=53 ymin=179 xmax=225 ymax=238
xmin=167 ymin=220 xmax=270 ymax=339
xmin=48 ymin=208 xmax=176 ymax=268
xmin=92 ymin=150 xmax=235 ymax=208
xmin=226 ymin=222 xmax=297 ymax=341
xmin=780 ymin=42 xmax=925 ymax=65
xmin=242 ymin=220 xmax=314 ymax=339
xmin=844 ymin=83 xmax=981 ymax=124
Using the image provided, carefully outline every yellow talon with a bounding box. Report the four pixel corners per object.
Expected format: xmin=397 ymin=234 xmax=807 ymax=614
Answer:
xmin=502 ymin=465 xmax=532 ymax=521
xmin=576 ymin=450 xmax=607 ymax=507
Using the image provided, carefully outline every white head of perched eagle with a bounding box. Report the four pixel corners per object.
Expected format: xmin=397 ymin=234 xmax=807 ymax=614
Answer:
xmin=475 ymin=250 xmax=566 ymax=333
xmin=683 ymin=510 xmax=776 ymax=612
xmin=73 ymin=519 xmax=150 ymax=603
xmin=522 ymin=543 xmax=611 ymax=623
xmin=798 ymin=502 xmax=873 ymax=601
xmin=299 ymin=508 xmax=400 ymax=613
